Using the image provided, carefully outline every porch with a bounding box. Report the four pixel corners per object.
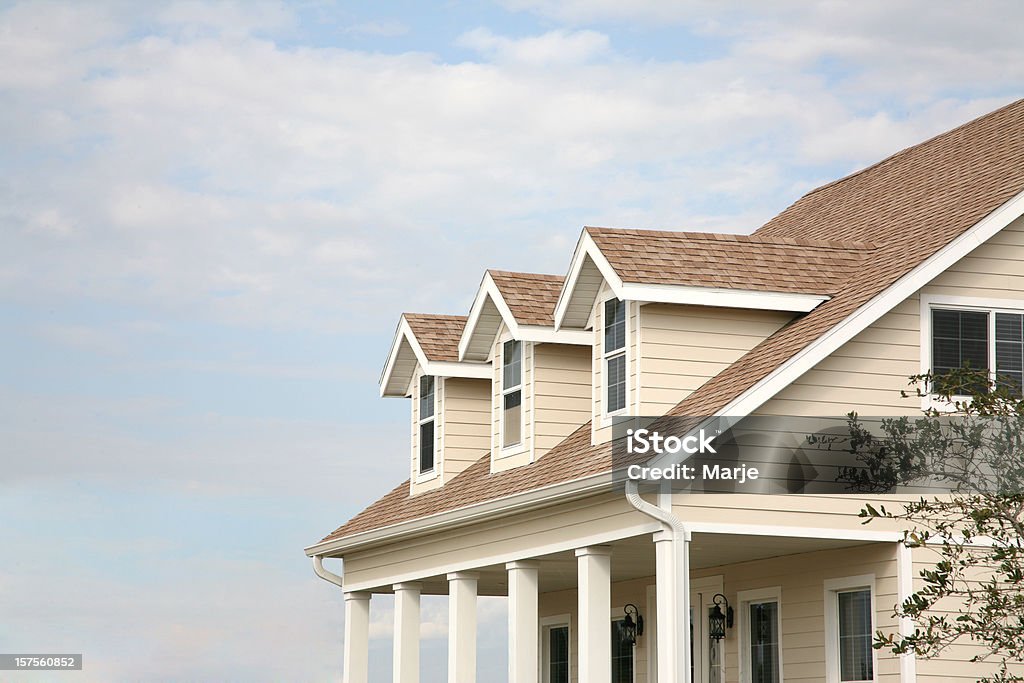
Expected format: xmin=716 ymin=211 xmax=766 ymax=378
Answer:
xmin=335 ymin=525 xmax=915 ymax=683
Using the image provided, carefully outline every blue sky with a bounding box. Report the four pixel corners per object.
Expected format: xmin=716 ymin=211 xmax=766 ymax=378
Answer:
xmin=1 ymin=1 xmax=1022 ymax=681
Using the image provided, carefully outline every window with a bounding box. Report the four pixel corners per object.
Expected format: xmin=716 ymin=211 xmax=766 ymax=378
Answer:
xmin=502 ymin=339 xmax=522 ymax=448
xmin=418 ymin=375 xmax=435 ymax=473
xmin=825 ymin=576 xmax=875 ymax=683
xmin=837 ymin=590 xmax=873 ymax=682
xmin=604 ymin=298 xmax=626 ymax=414
xmin=610 ymin=618 xmax=634 ymax=683
xmin=739 ymin=587 xmax=782 ymax=683
xmin=546 ymin=625 xmax=569 ymax=683
xmin=748 ymin=601 xmax=780 ymax=683
xmin=929 ymin=306 xmax=1024 ymax=397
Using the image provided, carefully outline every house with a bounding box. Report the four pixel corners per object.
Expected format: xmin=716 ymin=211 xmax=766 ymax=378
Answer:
xmin=305 ymin=98 xmax=1024 ymax=683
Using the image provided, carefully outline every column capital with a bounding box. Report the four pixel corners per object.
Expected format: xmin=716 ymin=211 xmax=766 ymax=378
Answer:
xmin=446 ymin=571 xmax=480 ymax=582
xmin=575 ymin=545 xmax=613 ymax=558
xmin=344 ymin=590 xmax=372 ymax=603
xmin=393 ymin=581 xmax=423 ymax=593
xmin=505 ymin=560 xmax=541 ymax=571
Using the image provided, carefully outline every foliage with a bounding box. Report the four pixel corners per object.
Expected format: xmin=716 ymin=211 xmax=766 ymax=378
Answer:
xmin=838 ymin=368 xmax=1024 ymax=683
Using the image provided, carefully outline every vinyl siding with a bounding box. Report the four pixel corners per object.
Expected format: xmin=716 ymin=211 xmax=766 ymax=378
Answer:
xmin=442 ymin=377 xmax=491 ymax=481
xmin=533 ymin=342 xmax=591 ymax=460
xmin=640 ymin=303 xmax=792 ymax=415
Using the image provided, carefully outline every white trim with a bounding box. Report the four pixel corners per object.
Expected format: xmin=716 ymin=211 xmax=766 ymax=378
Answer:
xmin=645 ymin=583 xmax=658 ymax=683
xmin=690 ymin=575 xmax=725 ymax=683
xmin=540 ymin=614 xmax=572 ymax=683
xmin=601 ymin=295 xmax=630 ymax=423
xmin=337 ymin=520 xmax=663 ymax=592
xmin=919 ymin=292 xmax=1024 ymax=409
xmin=460 ymin=272 xmax=590 ymax=362
xmin=413 ymin=373 xmax=439 ymax=484
xmin=737 ymin=585 xmax=784 ymax=683
xmin=554 ymin=230 xmax=828 ymax=330
xmin=823 ymin=574 xmax=877 ymax=683
xmin=634 ymin=300 xmax=642 ymax=414
xmin=609 ymin=606 xmax=639 ymax=683
xmin=381 ymin=316 xmax=491 ymax=397
xmin=896 ymin=543 xmax=917 ymax=683
xmin=497 ymin=335 xmax=528 ymax=458
xmin=685 ymin=521 xmax=900 ymax=543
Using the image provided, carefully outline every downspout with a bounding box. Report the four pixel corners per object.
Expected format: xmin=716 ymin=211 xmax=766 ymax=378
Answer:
xmin=625 ymin=478 xmax=691 ymax=683
xmin=312 ymin=554 xmax=344 ymax=588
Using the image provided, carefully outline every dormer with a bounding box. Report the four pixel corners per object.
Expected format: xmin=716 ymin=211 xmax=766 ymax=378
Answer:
xmin=459 ymin=271 xmax=592 ymax=473
xmin=555 ymin=227 xmax=872 ymax=443
xmin=380 ymin=313 xmax=491 ymax=495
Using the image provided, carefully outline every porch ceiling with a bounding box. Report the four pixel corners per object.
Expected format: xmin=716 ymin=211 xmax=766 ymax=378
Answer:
xmin=403 ymin=532 xmax=873 ymax=597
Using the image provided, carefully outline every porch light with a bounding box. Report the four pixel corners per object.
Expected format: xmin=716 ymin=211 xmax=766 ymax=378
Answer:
xmin=621 ymin=603 xmax=644 ymax=646
xmin=709 ymin=593 xmax=733 ymax=640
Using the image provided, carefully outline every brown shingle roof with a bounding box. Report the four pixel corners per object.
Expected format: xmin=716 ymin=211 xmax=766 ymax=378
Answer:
xmin=319 ymin=98 xmax=1024 ymax=547
xmin=487 ymin=270 xmax=565 ymax=326
xmin=586 ymin=228 xmax=876 ymax=295
xmin=403 ymin=313 xmax=466 ymax=362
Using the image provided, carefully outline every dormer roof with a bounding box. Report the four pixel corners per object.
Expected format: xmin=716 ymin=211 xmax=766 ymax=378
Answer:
xmin=380 ymin=313 xmax=490 ymax=397
xmin=555 ymin=227 xmax=876 ymax=329
xmin=458 ymin=270 xmax=591 ymax=362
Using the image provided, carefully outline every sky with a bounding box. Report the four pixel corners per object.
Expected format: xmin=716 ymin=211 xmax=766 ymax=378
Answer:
xmin=1 ymin=1 xmax=1022 ymax=681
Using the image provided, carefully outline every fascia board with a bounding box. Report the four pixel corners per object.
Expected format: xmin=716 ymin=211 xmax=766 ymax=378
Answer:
xmin=621 ymin=283 xmax=828 ymax=312
xmin=554 ymin=230 xmax=625 ymax=329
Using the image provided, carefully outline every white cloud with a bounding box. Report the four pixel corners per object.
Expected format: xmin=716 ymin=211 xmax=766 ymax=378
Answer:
xmin=457 ymin=27 xmax=610 ymax=65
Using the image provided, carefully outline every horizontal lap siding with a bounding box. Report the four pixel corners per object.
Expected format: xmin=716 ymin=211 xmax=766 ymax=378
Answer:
xmin=534 ymin=343 xmax=592 ymax=458
xmin=442 ymin=377 xmax=491 ymax=481
xmin=922 ymin=214 xmax=1024 ymax=301
xmin=692 ymin=544 xmax=901 ymax=683
xmin=639 ymin=304 xmax=792 ymax=416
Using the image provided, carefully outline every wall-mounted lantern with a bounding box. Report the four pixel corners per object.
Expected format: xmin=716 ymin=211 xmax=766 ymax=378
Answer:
xmin=709 ymin=593 xmax=733 ymax=640
xmin=621 ymin=603 xmax=644 ymax=646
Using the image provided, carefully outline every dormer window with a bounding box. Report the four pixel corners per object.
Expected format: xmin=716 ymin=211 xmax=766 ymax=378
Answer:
xmin=418 ymin=375 xmax=435 ymax=472
xmin=502 ymin=340 xmax=523 ymax=448
xmin=604 ymin=299 xmax=626 ymax=414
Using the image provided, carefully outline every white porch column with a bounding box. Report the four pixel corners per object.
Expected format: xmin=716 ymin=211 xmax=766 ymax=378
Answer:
xmin=506 ymin=560 xmax=540 ymax=683
xmin=896 ymin=542 xmax=918 ymax=683
xmin=653 ymin=529 xmax=691 ymax=683
xmin=393 ymin=582 xmax=422 ymax=683
xmin=653 ymin=531 xmax=676 ymax=683
xmin=344 ymin=591 xmax=371 ymax=683
xmin=576 ymin=546 xmax=612 ymax=683
xmin=447 ymin=572 xmax=479 ymax=683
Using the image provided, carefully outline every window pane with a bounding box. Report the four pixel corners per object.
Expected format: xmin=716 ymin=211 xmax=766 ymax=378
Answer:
xmin=749 ymin=601 xmax=779 ymax=683
xmin=996 ymin=314 xmax=1024 ymax=397
xmin=604 ymin=299 xmax=626 ymax=352
xmin=503 ymin=339 xmax=522 ymax=388
xmin=932 ymin=309 xmax=989 ymax=391
xmin=610 ymin=619 xmax=634 ymax=683
xmin=503 ymin=390 xmax=522 ymax=447
xmin=838 ymin=589 xmax=873 ymax=682
xmin=419 ymin=420 xmax=434 ymax=472
xmin=607 ymin=354 xmax=626 ymax=413
xmin=548 ymin=626 xmax=569 ymax=683
xmin=419 ymin=375 xmax=434 ymax=418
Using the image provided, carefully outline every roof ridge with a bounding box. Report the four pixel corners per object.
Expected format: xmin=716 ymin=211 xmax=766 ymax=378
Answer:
xmin=585 ymin=225 xmax=877 ymax=251
xmin=797 ymin=97 xmax=1024 ymax=201
xmin=402 ymin=312 xmax=468 ymax=321
xmin=487 ymin=269 xmax=564 ymax=280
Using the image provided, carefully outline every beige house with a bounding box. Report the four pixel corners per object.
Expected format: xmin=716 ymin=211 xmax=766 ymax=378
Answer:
xmin=305 ymin=99 xmax=1024 ymax=683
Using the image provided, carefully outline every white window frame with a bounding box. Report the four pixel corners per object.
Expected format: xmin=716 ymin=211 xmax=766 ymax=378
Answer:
xmin=920 ymin=293 xmax=1024 ymax=409
xmin=540 ymin=614 xmax=572 ymax=683
xmin=499 ymin=334 xmax=527 ymax=456
xmin=738 ymin=586 xmax=784 ymax=683
xmin=415 ymin=373 xmax=439 ymax=482
xmin=824 ymin=574 xmax=877 ymax=683
xmin=601 ymin=296 xmax=630 ymax=422
xmin=609 ymin=606 xmax=638 ymax=683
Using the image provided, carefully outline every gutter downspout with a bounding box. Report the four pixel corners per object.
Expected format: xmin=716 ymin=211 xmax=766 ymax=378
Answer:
xmin=312 ymin=554 xmax=344 ymax=588
xmin=625 ymin=478 xmax=690 ymax=683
